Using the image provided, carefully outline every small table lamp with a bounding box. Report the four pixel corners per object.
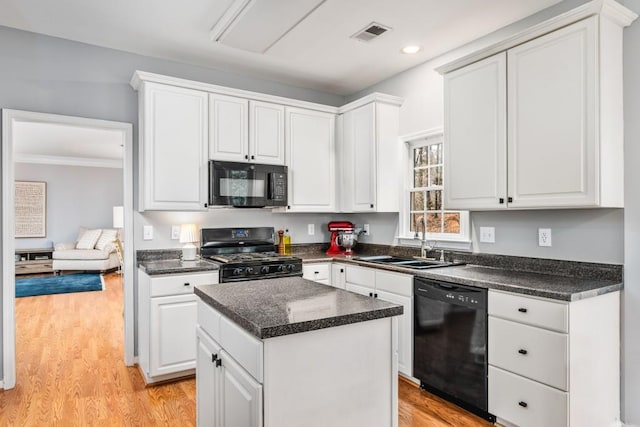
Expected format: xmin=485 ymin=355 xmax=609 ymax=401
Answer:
xmin=180 ymin=224 xmax=198 ymax=261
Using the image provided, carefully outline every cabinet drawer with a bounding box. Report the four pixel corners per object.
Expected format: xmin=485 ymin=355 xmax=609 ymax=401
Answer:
xmin=345 ymin=265 xmax=375 ymax=289
xmin=375 ymin=270 xmax=412 ymax=297
xmin=489 ymin=290 xmax=568 ymax=332
xmin=302 ymin=263 xmax=330 ymax=281
xmin=489 ymin=366 xmax=568 ymax=427
xmin=150 ymin=272 xmax=219 ymax=297
xmin=489 ymin=317 xmax=568 ymax=390
xmin=197 ymin=300 xmax=221 ymax=342
xmin=220 ymin=316 xmax=264 ymax=383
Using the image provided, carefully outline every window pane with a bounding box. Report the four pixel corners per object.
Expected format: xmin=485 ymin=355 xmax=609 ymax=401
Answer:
xmin=414 ymin=147 xmax=428 ymax=167
xmin=430 ymin=166 xmax=442 ymax=186
xmin=444 ymin=213 xmax=461 ymax=234
xmin=413 ymin=169 xmax=428 ymax=187
xmin=428 ymin=144 xmax=442 ymax=165
xmin=411 ymin=213 xmax=425 ymax=233
xmin=426 ymin=213 xmax=442 ymax=233
xmin=426 ymin=190 xmax=442 ymax=211
xmin=411 ymin=191 xmax=425 ymax=211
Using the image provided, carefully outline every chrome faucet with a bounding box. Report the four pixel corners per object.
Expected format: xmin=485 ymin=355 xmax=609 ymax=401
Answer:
xmin=414 ymin=217 xmax=433 ymax=258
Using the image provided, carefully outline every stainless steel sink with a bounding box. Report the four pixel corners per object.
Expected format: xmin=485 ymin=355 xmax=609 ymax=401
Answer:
xmin=356 ymin=255 xmax=463 ymax=270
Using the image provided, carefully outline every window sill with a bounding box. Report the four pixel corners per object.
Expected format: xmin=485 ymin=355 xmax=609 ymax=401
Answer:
xmin=396 ymin=237 xmax=472 ymax=252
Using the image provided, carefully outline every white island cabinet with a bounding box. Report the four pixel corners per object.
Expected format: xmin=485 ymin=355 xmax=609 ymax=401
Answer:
xmin=195 ymin=278 xmax=400 ymax=427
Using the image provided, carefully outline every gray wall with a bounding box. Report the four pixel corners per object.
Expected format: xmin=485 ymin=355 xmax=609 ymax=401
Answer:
xmin=0 ymin=24 xmax=345 ymax=384
xmin=14 ymin=163 xmax=123 ymax=249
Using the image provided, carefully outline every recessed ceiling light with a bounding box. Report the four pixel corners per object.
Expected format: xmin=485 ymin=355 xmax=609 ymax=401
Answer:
xmin=401 ymin=45 xmax=421 ymax=54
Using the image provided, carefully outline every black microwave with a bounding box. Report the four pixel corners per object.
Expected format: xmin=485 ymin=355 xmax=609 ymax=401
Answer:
xmin=209 ymin=160 xmax=288 ymax=208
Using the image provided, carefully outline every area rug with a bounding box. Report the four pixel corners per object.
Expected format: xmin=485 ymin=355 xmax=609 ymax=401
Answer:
xmin=15 ymin=273 xmax=105 ymax=297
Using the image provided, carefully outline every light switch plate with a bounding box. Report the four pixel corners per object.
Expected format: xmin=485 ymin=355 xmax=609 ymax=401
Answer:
xmin=143 ymin=225 xmax=153 ymax=240
xmin=538 ymin=228 xmax=552 ymax=247
xmin=363 ymin=224 xmax=370 ymax=236
xmin=308 ymin=224 xmax=315 ymax=235
xmin=171 ymin=225 xmax=180 ymax=240
xmin=479 ymin=227 xmax=495 ymax=243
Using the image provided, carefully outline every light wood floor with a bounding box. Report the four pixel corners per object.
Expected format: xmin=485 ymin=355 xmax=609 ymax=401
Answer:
xmin=0 ymin=273 xmax=492 ymax=426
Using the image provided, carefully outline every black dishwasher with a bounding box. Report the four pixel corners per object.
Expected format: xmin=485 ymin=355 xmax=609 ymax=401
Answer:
xmin=413 ymin=277 xmax=495 ymax=422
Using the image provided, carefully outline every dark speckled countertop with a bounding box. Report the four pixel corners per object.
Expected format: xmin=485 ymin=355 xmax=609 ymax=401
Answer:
xmin=139 ymin=259 xmax=220 ymax=275
xmin=194 ymin=276 xmax=403 ymax=339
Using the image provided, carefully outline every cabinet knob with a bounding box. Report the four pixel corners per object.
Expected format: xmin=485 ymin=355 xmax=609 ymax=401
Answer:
xmin=340 ymin=268 xmax=344 ymax=273
xmin=251 ymin=155 xmax=255 ymax=160
xmin=508 ymin=197 xmax=513 ymax=203
xmin=518 ymin=349 xmax=528 ymax=355
xmin=215 ymin=358 xmax=222 ymax=368
xmin=370 ymin=204 xmax=374 ymax=208
xmin=244 ymin=155 xmax=249 ymax=160
xmin=499 ymin=198 xmax=505 ymax=204
xmin=518 ymin=307 xmax=528 ymax=313
xmin=204 ymin=203 xmax=208 ymax=208
xmin=369 ymin=292 xmax=373 ymax=297
xmin=211 ymin=353 xmax=218 ymax=362
xmin=287 ymin=205 xmax=291 ymax=209
xmin=184 ymin=282 xmax=191 ymax=286
xmin=374 ymin=293 xmax=378 ymax=298
xmin=518 ymin=401 xmax=528 ymax=408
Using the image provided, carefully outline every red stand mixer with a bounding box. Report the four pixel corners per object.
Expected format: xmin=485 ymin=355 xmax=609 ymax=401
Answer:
xmin=326 ymin=221 xmax=359 ymax=256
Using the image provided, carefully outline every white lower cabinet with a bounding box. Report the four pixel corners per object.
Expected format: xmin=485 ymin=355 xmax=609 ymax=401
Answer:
xmin=331 ymin=263 xmax=347 ymax=289
xmin=138 ymin=269 xmax=219 ymax=384
xmin=302 ymin=262 xmax=330 ymax=285
xmin=344 ymin=264 xmax=413 ymax=377
xmin=488 ymin=289 xmax=620 ymax=427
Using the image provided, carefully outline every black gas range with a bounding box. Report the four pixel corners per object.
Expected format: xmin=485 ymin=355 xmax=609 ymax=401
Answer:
xmin=200 ymin=227 xmax=302 ymax=283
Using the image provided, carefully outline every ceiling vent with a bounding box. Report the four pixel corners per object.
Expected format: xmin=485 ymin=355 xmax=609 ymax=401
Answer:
xmin=351 ymin=22 xmax=392 ymax=42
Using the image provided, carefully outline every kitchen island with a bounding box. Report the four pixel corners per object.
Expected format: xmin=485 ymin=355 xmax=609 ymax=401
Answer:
xmin=194 ymin=276 xmax=403 ymax=427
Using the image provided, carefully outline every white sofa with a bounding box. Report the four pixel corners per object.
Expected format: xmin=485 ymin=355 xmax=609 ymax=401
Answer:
xmin=52 ymin=227 xmax=121 ymax=274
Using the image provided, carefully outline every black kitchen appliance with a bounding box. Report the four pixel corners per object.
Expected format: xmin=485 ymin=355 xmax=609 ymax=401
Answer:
xmin=200 ymin=227 xmax=302 ymax=283
xmin=209 ymin=160 xmax=287 ymax=208
xmin=413 ymin=277 xmax=495 ymax=422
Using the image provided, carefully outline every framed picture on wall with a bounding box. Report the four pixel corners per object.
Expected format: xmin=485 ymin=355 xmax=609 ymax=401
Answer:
xmin=15 ymin=181 xmax=46 ymax=238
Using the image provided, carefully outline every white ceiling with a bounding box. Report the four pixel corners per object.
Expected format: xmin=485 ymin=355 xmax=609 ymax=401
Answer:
xmin=14 ymin=122 xmax=123 ymax=168
xmin=0 ymin=0 xmax=562 ymax=95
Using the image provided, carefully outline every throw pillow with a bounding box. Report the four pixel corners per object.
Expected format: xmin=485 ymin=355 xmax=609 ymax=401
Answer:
xmin=76 ymin=229 xmax=102 ymax=250
xmin=96 ymin=229 xmax=118 ymax=251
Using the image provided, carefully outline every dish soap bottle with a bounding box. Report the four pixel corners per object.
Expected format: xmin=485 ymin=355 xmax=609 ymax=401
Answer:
xmin=283 ymin=229 xmax=291 ymax=255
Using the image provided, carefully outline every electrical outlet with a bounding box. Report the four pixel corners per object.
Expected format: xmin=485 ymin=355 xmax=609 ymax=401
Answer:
xmin=363 ymin=224 xmax=370 ymax=236
xmin=171 ymin=225 xmax=180 ymax=240
xmin=538 ymin=228 xmax=552 ymax=247
xmin=143 ymin=225 xmax=153 ymax=240
xmin=479 ymin=227 xmax=495 ymax=243
xmin=308 ymin=224 xmax=315 ymax=235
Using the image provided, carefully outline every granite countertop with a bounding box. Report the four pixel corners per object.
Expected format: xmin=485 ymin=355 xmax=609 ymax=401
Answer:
xmin=297 ymin=252 xmax=622 ymax=302
xmin=138 ymin=259 xmax=220 ymax=275
xmin=194 ymin=276 xmax=403 ymax=339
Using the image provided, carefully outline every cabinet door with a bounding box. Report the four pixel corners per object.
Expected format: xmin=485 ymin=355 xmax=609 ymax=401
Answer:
xmin=285 ymin=107 xmax=336 ymax=212
xmin=331 ymin=263 xmax=347 ymax=289
xmin=209 ymin=93 xmax=249 ymax=162
xmin=376 ymin=290 xmax=412 ymax=377
xmin=342 ymin=103 xmax=376 ymax=212
xmin=141 ymin=82 xmax=208 ymax=211
xmin=443 ymin=52 xmax=507 ymax=210
xmin=197 ymin=328 xmax=222 ymax=427
xmin=507 ymin=18 xmax=596 ymax=208
xmin=150 ymin=294 xmax=198 ymax=376
xmin=249 ymin=101 xmax=285 ymax=165
xmin=220 ymin=350 xmax=263 ymax=427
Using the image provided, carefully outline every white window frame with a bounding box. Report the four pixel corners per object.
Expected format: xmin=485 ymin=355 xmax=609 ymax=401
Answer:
xmin=398 ymin=128 xmax=471 ymax=250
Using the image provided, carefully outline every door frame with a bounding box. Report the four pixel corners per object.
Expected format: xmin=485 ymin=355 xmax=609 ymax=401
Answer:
xmin=1 ymin=109 xmax=134 ymax=389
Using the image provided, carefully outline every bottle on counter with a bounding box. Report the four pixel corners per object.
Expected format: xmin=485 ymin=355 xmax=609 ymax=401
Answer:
xmin=283 ymin=229 xmax=291 ymax=255
xmin=277 ymin=230 xmax=285 ymax=255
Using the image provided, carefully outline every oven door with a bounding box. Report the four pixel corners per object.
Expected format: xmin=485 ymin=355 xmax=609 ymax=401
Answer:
xmin=209 ymin=161 xmax=268 ymax=207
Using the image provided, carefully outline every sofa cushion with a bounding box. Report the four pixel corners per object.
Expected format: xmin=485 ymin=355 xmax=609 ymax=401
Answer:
xmin=96 ymin=229 xmax=118 ymax=251
xmin=76 ymin=229 xmax=102 ymax=249
xmin=53 ymin=249 xmax=111 ymax=260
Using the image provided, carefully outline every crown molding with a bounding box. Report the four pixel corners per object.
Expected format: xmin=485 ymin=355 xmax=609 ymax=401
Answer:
xmin=337 ymin=92 xmax=404 ymax=114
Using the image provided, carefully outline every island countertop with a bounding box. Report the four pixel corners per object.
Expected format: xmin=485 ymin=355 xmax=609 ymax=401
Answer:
xmin=194 ymin=276 xmax=403 ymax=339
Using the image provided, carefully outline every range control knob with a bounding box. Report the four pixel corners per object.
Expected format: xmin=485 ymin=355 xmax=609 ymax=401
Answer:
xmin=245 ymin=266 xmax=254 ymax=274
xmin=232 ymin=268 xmax=243 ymax=276
xmin=277 ymin=265 xmax=286 ymax=272
xmin=261 ymin=266 xmax=270 ymax=274
xmin=286 ymin=264 xmax=296 ymax=272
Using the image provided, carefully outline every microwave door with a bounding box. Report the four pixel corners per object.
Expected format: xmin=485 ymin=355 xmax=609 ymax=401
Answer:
xmin=211 ymin=162 xmax=267 ymax=207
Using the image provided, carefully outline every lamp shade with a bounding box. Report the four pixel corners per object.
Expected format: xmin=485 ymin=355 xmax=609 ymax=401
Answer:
xmin=179 ymin=224 xmax=198 ymax=244
xmin=113 ymin=206 xmax=124 ymax=228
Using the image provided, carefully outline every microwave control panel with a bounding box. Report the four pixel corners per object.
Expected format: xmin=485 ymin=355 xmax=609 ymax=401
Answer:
xmin=270 ymin=173 xmax=287 ymax=201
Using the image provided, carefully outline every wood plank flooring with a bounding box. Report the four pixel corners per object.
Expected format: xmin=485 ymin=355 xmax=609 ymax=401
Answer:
xmin=0 ymin=273 xmax=492 ymax=426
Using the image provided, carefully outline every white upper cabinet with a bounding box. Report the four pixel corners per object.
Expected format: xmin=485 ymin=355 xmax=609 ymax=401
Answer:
xmin=249 ymin=101 xmax=285 ymax=165
xmin=440 ymin=2 xmax=636 ymax=210
xmin=209 ymin=95 xmax=285 ymax=165
xmin=138 ymin=82 xmax=208 ymax=211
xmin=209 ymin=93 xmax=249 ymax=162
xmin=444 ymin=53 xmax=507 ymax=210
xmin=339 ymin=97 xmax=402 ymax=212
xmin=285 ymin=107 xmax=336 ymax=212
